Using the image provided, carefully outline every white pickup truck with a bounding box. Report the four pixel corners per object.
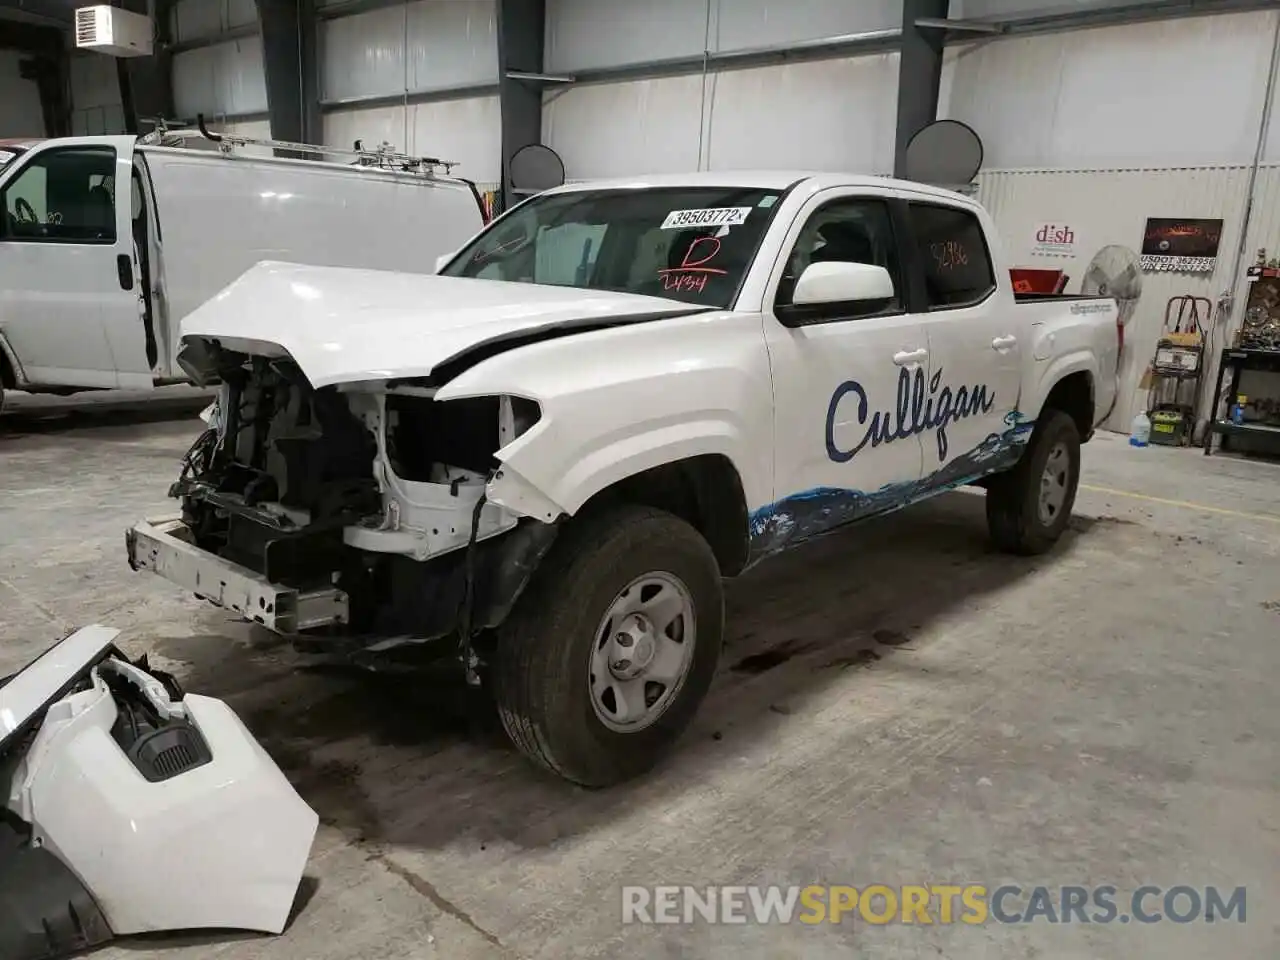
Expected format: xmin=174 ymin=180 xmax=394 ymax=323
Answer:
xmin=127 ymin=172 xmax=1119 ymax=787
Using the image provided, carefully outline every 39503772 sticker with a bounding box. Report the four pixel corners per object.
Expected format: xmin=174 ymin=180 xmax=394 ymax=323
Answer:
xmin=660 ymin=207 xmax=752 ymax=230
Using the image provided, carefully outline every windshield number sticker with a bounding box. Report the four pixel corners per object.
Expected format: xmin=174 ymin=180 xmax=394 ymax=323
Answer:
xmin=661 ymin=207 xmax=751 ymax=230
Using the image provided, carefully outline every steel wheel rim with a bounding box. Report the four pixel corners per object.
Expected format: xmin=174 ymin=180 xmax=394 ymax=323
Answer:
xmin=588 ymin=571 xmax=697 ymax=733
xmin=1038 ymin=441 xmax=1070 ymax=525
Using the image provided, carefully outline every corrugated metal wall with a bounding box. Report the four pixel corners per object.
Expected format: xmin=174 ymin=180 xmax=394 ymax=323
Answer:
xmin=170 ymin=0 xmax=266 ymax=121
xmin=173 ymin=38 xmax=269 ymax=120
xmin=0 ymin=50 xmax=45 ymax=138
xmin=542 ymin=0 xmax=900 ymax=178
xmin=544 ymin=0 xmax=898 ymax=72
xmin=318 ymin=0 xmax=501 ymax=180
xmin=942 ymin=9 xmax=1280 ymax=168
xmin=69 ymin=53 xmax=126 ymax=135
xmin=170 ymin=0 xmax=259 ymax=42
xmin=976 ymin=163 xmax=1280 ymax=431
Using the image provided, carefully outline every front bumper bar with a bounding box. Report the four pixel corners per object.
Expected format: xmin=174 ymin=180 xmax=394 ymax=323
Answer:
xmin=126 ymin=517 xmax=348 ymax=634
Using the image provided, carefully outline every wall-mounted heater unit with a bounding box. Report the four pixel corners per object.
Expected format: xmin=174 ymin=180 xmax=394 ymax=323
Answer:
xmin=75 ymin=5 xmax=154 ymax=58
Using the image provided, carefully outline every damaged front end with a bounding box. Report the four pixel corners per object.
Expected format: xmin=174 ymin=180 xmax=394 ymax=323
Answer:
xmin=126 ymin=339 xmax=560 ymax=668
xmin=0 ymin=625 xmax=318 ymax=959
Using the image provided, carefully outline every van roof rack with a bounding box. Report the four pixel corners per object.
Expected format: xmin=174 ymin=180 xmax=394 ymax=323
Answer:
xmin=138 ymin=114 xmax=459 ymax=177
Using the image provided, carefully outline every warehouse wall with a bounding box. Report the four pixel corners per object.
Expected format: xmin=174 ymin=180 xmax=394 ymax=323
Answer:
xmin=0 ymin=49 xmax=44 ymax=137
xmin=976 ymin=162 xmax=1280 ymax=432
xmin=69 ymin=53 xmax=125 ymax=135
xmin=172 ymin=37 xmax=269 ymax=121
xmin=942 ymin=9 xmax=1280 ymax=168
xmin=542 ymin=0 xmax=900 ymax=178
xmin=318 ymin=0 xmax=501 ymax=181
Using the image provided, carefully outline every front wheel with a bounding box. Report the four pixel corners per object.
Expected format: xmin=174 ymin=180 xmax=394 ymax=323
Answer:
xmin=492 ymin=504 xmax=724 ymax=787
xmin=986 ymin=409 xmax=1081 ymax=555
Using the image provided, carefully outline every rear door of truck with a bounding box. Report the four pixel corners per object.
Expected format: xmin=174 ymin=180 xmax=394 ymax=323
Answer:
xmin=0 ymin=135 xmax=150 ymax=388
xmin=900 ymin=199 xmax=1024 ymax=471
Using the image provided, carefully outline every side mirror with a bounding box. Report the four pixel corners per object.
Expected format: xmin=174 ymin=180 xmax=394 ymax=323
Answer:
xmin=777 ymin=261 xmax=896 ymax=327
xmin=793 ymin=261 xmax=894 ymax=306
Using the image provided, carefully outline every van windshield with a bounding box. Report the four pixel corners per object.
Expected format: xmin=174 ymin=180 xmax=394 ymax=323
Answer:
xmin=439 ymin=186 xmax=785 ymax=309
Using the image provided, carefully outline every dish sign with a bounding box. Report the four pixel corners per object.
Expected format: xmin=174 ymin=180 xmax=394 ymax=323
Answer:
xmin=1139 ymin=218 xmax=1223 ymax=273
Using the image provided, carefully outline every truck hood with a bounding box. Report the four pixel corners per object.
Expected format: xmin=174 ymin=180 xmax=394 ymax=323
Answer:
xmin=181 ymin=260 xmax=711 ymax=387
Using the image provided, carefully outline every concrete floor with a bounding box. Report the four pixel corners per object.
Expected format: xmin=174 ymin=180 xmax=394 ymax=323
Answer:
xmin=2 ymin=391 xmax=1278 ymax=959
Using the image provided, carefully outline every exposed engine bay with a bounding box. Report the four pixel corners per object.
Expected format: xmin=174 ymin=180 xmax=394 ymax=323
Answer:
xmin=0 ymin=625 xmax=318 ymax=960
xmin=129 ymin=341 xmax=559 ymax=664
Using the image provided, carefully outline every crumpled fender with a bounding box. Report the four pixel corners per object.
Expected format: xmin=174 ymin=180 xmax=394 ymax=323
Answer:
xmin=0 ymin=625 xmax=318 ymax=959
xmin=433 ymin=310 xmax=776 ymax=519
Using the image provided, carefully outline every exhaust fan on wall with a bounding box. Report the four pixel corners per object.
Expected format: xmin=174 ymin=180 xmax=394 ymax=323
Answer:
xmin=75 ymin=5 xmax=154 ymax=58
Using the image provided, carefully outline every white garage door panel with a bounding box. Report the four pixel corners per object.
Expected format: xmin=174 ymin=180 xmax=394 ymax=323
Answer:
xmin=410 ymin=96 xmax=502 ymax=182
xmin=944 ymin=10 xmax=1280 ymax=169
xmin=171 ymin=0 xmax=258 ymax=44
xmin=713 ymin=0 xmax=900 ymax=53
xmin=321 ymin=0 xmax=497 ymax=102
xmin=545 ymin=0 xmax=709 ymax=73
xmin=173 ymin=37 xmax=268 ymax=118
xmin=325 ymin=106 xmax=407 ymax=154
xmin=323 ymin=97 xmax=501 ymax=182
xmin=546 ymin=0 xmax=900 ymax=73
xmin=706 ymin=55 xmax=899 ymax=174
xmin=543 ymin=75 xmax=706 ymax=179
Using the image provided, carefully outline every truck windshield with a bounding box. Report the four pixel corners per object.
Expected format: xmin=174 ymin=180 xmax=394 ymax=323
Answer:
xmin=440 ymin=186 xmax=785 ymax=308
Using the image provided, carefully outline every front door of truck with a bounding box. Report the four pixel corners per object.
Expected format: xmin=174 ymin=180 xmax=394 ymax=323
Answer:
xmin=902 ymin=201 xmax=1024 ymax=485
xmin=760 ymin=191 xmax=927 ymax=551
xmin=0 ymin=135 xmax=149 ymax=389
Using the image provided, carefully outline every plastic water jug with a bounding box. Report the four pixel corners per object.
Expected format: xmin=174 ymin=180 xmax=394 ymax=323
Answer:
xmin=1129 ymin=411 xmax=1151 ymax=447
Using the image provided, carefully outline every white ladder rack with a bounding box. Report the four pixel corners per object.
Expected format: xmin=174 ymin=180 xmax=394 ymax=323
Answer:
xmin=138 ymin=114 xmax=459 ymax=177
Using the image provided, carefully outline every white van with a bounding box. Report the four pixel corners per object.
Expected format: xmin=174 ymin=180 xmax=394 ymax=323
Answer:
xmin=0 ymin=130 xmax=487 ymax=408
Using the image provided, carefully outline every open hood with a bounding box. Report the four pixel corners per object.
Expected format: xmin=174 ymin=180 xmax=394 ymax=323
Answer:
xmin=181 ymin=260 xmax=708 ymax=387
xmin=1 ymin=626 xmax=318 ymax=959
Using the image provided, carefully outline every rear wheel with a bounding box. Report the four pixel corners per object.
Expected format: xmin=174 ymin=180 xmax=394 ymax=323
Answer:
xmin=986 ymin=409 xmax=1081 ymax=555
xmin=492 ymin=504 xmax=723 ymax=787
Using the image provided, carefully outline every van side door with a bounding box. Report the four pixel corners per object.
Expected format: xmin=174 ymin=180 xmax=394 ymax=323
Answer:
xmin=0 ymin=135 xmax=150 ymax=389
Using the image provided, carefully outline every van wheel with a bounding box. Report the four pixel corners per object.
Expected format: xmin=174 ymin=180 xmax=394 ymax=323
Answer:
xmin=986 ymin=409 xmax=1081 ymax=555
xmin=492 ymin=504 xmax=723 ymax=787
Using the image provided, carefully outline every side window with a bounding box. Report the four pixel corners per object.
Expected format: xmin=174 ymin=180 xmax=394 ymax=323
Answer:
xmin=776 ymin=198 xmax=902 ymax=313
xmin=908 ymin=203 xmax=995 ymax=309
xmin=1 ymin=146 xmax=118 ymax=243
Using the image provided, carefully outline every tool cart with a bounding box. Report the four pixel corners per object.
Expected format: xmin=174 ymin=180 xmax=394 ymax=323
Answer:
xmin=1146 ymin=296 xmax=1208 ymax=446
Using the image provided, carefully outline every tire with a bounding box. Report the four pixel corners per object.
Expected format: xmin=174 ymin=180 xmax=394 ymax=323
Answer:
xmin=986 ymin=409 xmax=1081 ymax=555
xmin=492 ymin=504 xmax=724 ymax=787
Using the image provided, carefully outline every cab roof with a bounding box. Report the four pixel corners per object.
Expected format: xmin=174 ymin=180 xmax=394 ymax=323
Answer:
xmin=542 ymin=170 xmax=976 ymax=206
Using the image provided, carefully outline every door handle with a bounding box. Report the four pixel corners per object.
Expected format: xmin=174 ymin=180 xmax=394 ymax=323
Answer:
xmin=991 ymin=335 xmax=1017 ymax=350
xmin=893 ymin=348 xmax=928 ymax=366
xmin=116 ymin=253 xmax=134 ymax=292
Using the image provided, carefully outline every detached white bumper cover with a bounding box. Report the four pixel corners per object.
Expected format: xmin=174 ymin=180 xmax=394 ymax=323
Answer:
xmin=0 ymin=625 xmax=318 ymax=959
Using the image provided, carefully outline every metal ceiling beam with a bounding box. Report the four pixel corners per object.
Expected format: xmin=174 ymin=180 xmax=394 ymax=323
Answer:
xmin=497 ymin=0 xmax=545 ymax=211
xmin=896 ymin=0 xmax=949 ymax=179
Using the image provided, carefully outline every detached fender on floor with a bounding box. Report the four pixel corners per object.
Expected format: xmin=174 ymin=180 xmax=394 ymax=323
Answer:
xmin=0 ymin=625 xmax=318 ymax=959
